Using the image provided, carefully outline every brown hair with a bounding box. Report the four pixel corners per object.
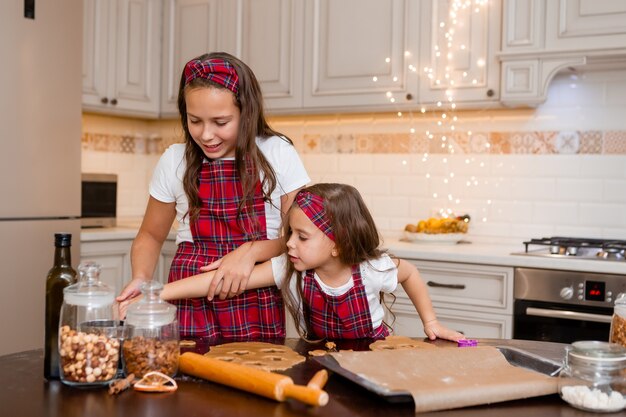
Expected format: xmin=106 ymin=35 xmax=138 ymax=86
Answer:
xmin=280 ymin=183 xmax=392 ymax=340
xmin=177 ymin=52 xmax=291 ymax=229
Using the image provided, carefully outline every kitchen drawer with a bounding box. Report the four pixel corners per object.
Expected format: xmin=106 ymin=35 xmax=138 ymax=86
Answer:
xmin=391 ymin=307 xmax=513 ymax=339
xmin=399 ymin=260 xmax=514 ymax=314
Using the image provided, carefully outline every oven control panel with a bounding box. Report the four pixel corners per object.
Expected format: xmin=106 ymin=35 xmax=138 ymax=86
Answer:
xmin=515 ymin=268 xmax=626 ymax=307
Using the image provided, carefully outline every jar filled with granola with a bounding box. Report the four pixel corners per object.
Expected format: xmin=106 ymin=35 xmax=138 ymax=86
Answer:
xmin=123 ymin=281 xmax=179 ymax=378
xmin=610 ymin=293 xmax=626 ymax=348
xmin=58 ymin=261 xmax=120 ymax=386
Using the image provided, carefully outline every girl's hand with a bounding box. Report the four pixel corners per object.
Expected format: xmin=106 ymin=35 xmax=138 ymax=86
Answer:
xmin=117 ymin=295 xmax=143 ymax=319
xmin=199 ymin=245 xmax=255 ymax=300
xmin=423 ymin=319 xmax=465 ymax=342
xmin=116 ymin=278 xmax=147 ymax=302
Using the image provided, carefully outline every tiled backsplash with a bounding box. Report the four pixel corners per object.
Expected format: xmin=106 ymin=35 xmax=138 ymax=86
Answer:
xmin=82 ymin=69 xmax=626 ymax=240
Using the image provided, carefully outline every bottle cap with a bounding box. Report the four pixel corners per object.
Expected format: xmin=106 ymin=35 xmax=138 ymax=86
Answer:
xmin=54 ymin=233 xmax=72 ymax=247
xmin=458 ymin=339 xmax=478 ymax=347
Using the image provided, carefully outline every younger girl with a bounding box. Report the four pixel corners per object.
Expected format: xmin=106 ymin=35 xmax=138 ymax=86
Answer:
xmin=116 ymin=52 xmax=310 ymax=340
xmin=132 ymin=184 xmax=462 ymax=341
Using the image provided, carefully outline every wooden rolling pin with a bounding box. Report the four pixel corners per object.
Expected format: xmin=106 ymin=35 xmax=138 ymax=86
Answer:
xmin=179 ymin=352 xmax=329 ymax=407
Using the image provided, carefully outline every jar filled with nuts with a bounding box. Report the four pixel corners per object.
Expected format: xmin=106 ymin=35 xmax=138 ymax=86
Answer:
xmin=123 ymin=281 xmax=179 ymax=378
xmin=58 ymin=261 xmax=120 ymax=387
xmin=610 ymin=293 xmax=626 ymax=348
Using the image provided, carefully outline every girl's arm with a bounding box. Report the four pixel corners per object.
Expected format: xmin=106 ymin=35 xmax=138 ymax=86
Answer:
xmin=396 ymin=259 xmax=464 ymax=342
xmin=203 ymin=187 xmax=303 ymax=300
xmin=165 ymin=259 xmax=277 ymax=301
xmin=116 ymin=197 xmax=176 ymax=302
xmin=118 ymin=260 xmax=277 ymax=319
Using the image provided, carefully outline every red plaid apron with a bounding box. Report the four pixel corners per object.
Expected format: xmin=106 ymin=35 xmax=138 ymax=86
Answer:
xmin=168 ymin=159 xmax=285 ymax=339
xmin=302 ymin=265 xmax=389 ymax=339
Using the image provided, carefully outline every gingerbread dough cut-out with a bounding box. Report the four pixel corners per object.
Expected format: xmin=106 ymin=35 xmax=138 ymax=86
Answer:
xmin=204 ymin=342 xmax=305 ymax=371
xmin=369 ymin=335 xmax=437 ymax=351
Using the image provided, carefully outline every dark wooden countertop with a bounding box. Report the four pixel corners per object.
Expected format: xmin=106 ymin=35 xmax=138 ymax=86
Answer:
xmin=0 ymin=338 xmax=616 ymax=417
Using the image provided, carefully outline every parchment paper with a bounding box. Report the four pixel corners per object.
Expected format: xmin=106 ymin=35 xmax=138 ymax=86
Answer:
xmin=330 ymin=346 xmax=558 ymax=413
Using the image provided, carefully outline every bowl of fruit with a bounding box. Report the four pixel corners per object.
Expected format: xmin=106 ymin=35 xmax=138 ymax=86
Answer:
xmin=403 ymin=215 xmax=470 ymax=244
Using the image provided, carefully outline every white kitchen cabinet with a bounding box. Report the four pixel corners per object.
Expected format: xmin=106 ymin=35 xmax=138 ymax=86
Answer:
xmin=80 ymin=239 xmax=133 ymax=296
xmin=218 ymin=0 xmax=305 ymax=111
xmin=221 ymin=0 xmax=419 ymax=113
xmin=80 ymin=236 xmax=176 ymax=293
xmin=160 ymin=0 xmax=232 ymax=117
xmin=391 ymin=260 xmax=514 ymax=339
xmin=500 ymin=0 xmax=626 ymax=106
xmin=301 ymin=0 xmax=420 ymax=110
xmin=418 ymin=0 xmax=501 ymax=105
xmin=82 ymin=0 xmax=163 ymax=117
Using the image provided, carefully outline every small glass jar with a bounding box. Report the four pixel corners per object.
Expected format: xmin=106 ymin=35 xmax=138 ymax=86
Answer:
xmin=122 ymin=281 xmax=179 ymax=378
xmin=610 ymin=293 xmax=626 ymax=348
xmin=558 ymin=341 xmax=626 ymax=413
xmin=58 ymin=261 xmax=120 ymax=386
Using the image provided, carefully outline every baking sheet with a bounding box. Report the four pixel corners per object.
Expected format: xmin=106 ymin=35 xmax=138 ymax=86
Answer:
xmin=312 ymin=346 xmax=561 ymax=409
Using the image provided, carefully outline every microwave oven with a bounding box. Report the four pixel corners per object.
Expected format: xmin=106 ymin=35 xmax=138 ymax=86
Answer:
xmin=81 ymin=173 xmax=117 ymax=228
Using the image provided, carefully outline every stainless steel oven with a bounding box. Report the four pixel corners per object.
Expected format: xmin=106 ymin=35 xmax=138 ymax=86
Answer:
xmin=512 ymin=237 xmax=626 ymax=344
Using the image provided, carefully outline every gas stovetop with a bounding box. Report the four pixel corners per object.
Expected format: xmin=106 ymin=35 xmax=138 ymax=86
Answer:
xmin=513 ymin=237 xmax=626 ymax=262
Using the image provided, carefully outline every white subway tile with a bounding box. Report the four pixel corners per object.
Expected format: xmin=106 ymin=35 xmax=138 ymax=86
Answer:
xmin=354 ymin=176 xmax=392 ymax=196
xmin=301 ymin=154 xmax=338 ymax=175
xmin=337 ymin=154 xmax=374 ymax=174
xmin=392 ymin=177 xmax=430 ymax=198
xmin=553 ymin=226 xmax=604 ymax=239
xmin=556 ymin=179 xmax=604 ymax=202
xmin=372 ymin=155 xmax=414 ymax=174
xmin=369 ymin=196 xmax=410 ymax=217
xmin=509 ymin=223 xmax=555 ymax=239
xmin=579 ymin=155 xmax=626 ymax=178
xmin=603 ymin=180 xmax=626 ymax=203
xmin=489 ymin=201 xmax=533 ymax=223
xmin=510 ymin=178 xmax=556 ymax=200
xmin=579 ymin=203 xmax=626 ymax=227
xmin=532 ymin=202 xmax=579 ymax=225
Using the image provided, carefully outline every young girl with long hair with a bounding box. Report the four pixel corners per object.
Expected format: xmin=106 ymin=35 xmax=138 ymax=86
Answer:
xmin=116 ymin=52 xmax=310 ymax=340
xmin=123 ymin=184 xmax=463 ymax=342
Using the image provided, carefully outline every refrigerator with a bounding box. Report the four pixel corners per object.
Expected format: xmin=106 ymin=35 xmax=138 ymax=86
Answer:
xmin=0 ymin=1 xmax=82 ymax=355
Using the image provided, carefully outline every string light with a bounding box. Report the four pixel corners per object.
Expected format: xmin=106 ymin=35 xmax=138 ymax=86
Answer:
xmin=373 ymin=1 xmax=489 ymax=224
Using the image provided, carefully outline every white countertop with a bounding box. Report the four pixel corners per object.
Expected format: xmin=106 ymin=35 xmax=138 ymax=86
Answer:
xmin=382 ymin=237 xmax=626 ymax=275
xmin=81 ymin=224 xmax=626 ymax=275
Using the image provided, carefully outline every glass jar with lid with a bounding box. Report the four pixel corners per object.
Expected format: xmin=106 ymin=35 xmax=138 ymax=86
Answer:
xmin=610 ymin=293 xmax=626 ymax=348
xmin=122 ymin=281 xmax=179 ymax=378
xmin=558 ymin=340 xmax=626 ymax=413
xmin=58 ymin=261 xmax=121 ymax=386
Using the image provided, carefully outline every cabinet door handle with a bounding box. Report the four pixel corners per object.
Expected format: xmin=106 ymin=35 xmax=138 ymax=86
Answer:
xmin=100 ymin=97 xmax=109 ymax=104
xmin=427 ymin=281 xmax=465 ymax=290
xmin=111 ymin=98 xmax=118 ymax=105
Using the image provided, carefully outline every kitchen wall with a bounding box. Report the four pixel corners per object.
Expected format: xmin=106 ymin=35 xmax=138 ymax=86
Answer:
xmin=82 ymin=69 xmax=626 ymax=241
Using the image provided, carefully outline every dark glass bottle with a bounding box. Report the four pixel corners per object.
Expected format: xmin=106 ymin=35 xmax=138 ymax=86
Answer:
xmin=44 ymin=233 xmax=77 ymax=380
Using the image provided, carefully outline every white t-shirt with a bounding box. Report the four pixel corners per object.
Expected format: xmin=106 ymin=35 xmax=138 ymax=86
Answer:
xmin=270 ymin=254 xmax=399 ymax=330
xmin=149 ymin=136 xmax=310 ymax=244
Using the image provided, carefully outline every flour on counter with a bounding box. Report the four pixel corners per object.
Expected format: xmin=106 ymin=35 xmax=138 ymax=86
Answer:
xmin=561 ymin=385 xmax=625 ymax=412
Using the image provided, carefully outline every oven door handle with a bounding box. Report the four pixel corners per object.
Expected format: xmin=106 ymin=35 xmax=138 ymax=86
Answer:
xmin=525 ymin=307 xmax=612 ymax=323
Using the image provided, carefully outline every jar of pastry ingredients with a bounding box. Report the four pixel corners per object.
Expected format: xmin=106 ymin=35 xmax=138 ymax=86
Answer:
xmin=558 ymin=341 xmax=626 ymax=413
xmin=58 ymin=261 xmax=120 ymax=386
xmin=123 ymin=281 xmax=179 ymax=378
xmin=610 ymin=293 xmax=626 ymax=348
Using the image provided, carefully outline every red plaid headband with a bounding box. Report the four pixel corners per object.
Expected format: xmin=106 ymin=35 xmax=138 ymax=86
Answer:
xmin=295 ymin=190 xmax=335 ymax=241
xmin=183 ymin=58 xmax=239 ymax=94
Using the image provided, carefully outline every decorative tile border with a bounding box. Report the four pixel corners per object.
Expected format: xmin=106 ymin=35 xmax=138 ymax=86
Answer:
xmin=300 ymin=130 xmax=626 ymax=155
xmin=83 ymin=130 xmax=626 ymax=155
xmin=81 ymin=132 xmax=180 ymax=155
